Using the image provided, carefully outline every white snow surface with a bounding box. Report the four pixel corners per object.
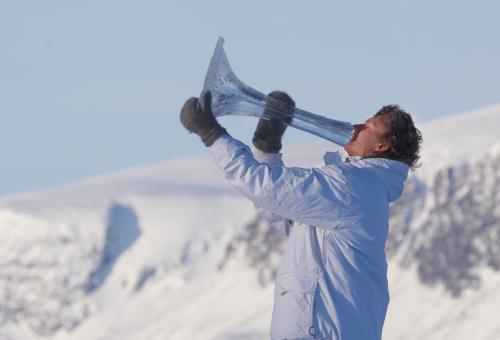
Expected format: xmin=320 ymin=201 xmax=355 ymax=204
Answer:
xmin=0 ymin=104 xmax=499 ymax=340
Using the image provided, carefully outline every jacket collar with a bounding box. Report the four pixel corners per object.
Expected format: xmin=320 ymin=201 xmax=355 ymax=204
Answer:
xmin=323 ymin=151 xmax=409 ymax=202
xmin=323 ymin=150 xmax=360 ymax=165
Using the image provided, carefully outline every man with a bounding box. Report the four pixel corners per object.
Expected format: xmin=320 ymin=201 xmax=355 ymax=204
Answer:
xmin=180 ymin=90 xmax=422 ymax=339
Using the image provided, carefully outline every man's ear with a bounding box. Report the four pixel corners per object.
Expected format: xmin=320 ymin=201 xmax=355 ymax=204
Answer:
xmin=375 ymin=142 xmax=390 ymax=153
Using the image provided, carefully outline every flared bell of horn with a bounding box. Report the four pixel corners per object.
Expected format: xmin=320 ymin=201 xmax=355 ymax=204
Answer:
xmin=202 ymin=37 xmax=353 ymax=146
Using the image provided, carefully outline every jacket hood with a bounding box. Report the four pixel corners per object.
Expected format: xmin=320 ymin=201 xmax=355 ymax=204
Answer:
xmin=324 ymin=151 xmax=409 ymax=202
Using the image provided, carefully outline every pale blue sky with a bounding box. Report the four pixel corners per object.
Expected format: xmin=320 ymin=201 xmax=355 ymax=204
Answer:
xmin=1 ymin=0 xmax=499 ymax=195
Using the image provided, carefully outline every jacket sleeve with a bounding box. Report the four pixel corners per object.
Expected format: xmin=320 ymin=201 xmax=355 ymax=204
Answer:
xmin=209 ymin=134 xmax=348 ymax=230
xmin=251 ymin=147 xmax=293 ymax=236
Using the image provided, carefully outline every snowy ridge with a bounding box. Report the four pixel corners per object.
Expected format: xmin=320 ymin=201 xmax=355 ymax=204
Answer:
xmin=416 ymin=103 xmax=500 ymax=182
xmin=0 ymin=104 xmax=499 ymax=339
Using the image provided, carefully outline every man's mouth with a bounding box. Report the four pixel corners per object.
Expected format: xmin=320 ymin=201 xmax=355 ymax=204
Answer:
xmin=349 ymin=132 xmax=359 ymax=143
xmin=349 ymin=124 xmax=363 ymax=143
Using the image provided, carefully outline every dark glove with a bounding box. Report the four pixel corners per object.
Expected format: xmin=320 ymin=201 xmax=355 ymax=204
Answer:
xmin=180 ymin=91 xmax=227 ymax=147
xmin=252 ymin=91 xmax=295 ymax=153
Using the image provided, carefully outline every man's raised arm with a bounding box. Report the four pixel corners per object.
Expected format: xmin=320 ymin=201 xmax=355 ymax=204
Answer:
xmin=180 ymin=91 xmax=347 ymax=230
xmin=251 ymin=91 xmax=295 ymax=235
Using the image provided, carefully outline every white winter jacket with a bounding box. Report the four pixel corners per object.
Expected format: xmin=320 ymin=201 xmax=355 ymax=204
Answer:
xmin=209 ymin=134 xmax=409 ymax=340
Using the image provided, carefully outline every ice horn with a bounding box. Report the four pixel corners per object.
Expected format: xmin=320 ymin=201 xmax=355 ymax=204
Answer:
xmin=202 ymin=37 xmax=353 ymax=146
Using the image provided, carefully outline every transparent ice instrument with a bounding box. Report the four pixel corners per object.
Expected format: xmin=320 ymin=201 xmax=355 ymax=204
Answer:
xmin=202 ymin=37 xmax=353 ymax=146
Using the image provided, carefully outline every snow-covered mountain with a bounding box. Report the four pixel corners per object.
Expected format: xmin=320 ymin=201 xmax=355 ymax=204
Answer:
xmin=0 ymin=104 xmax=499 ymax=340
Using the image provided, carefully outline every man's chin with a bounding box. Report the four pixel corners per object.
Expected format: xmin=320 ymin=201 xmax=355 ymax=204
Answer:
xmin=344 ymin=143 xmax=363 ymax=157
xmin=343 ymin=143 xmax=354 ymax=156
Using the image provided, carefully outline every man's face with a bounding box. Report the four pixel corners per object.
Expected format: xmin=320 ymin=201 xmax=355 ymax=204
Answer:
xmin=344 ymin=115 xmax=391 ymax=157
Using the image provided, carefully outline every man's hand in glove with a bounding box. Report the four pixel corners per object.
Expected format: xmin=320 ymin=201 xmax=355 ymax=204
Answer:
xmin=180 ymin=91 xmax=227 ymax=147
xmin=252 ymin=91 xmax=295 ymax=153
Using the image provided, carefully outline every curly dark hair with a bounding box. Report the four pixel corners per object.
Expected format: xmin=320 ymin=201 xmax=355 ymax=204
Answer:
xmin=374 ymin=105 xmax=423 ymax=170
